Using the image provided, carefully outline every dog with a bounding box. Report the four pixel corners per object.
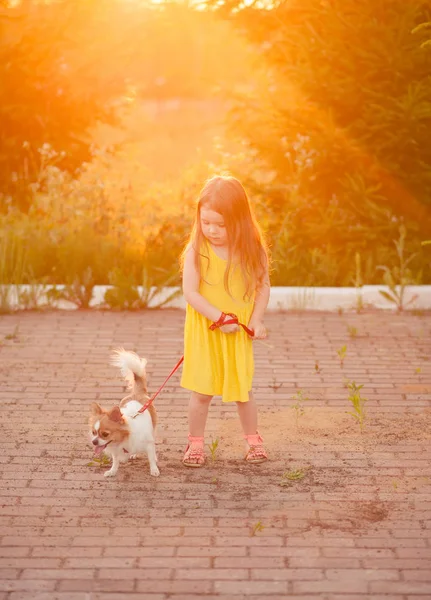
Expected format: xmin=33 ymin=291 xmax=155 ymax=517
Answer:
xmin=89 ymin=348 xmax=160 ymax=478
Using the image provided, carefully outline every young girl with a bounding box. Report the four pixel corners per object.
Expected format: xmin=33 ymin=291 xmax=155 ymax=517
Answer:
xmin=180 ymin=175 xmax=270 ymax=467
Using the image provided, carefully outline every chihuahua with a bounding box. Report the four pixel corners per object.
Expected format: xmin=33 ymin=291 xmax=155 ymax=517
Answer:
xmin=89 ymin=348 xmax=160 ymax=477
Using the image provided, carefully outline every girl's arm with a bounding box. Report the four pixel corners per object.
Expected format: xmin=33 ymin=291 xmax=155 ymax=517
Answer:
xmin=248 ymin=258 xmax=270 ymax=338
xmin=182 ymin=245 xmax=223 ymax=322
xmin=250 ymin=275 xmax=270 ymax=324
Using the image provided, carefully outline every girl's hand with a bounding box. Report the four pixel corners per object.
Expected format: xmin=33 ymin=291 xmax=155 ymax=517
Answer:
xmin=248 ymin=320 xmax=267 ymax=340
xmin=219 ymin=323 xmax=240 ymax=334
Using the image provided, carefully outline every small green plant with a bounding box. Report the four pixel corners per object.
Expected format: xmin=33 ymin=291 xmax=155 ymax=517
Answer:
xmin=104 ymin=268 xmax=140 ymax=309
xmin=349 ymin=252 xmax=364 ymax=313
xmin=289 ymin=288 xmax=315 ymax=311
xmin=346 ymin=380 xmax=368 ymax=432
xmin=49 ymin=267 xmax=95 ymax=309
xmin=280 ymin=467 xmax=310 ymax=487
xmin=87 ymin=455 xmax=111 ymax=467
xmin=137 ymin=266 xmax=181 ymax=309
xmin=377 ymin=225 xmax=419 ymax=311
xmin=4 ymin=325 xmax=19 ymax=341
xmin=347 ymin=326 xmax=358 ymax=339
xmin=337 ymin=345 xmax=347 ymax=366
xmin=250 ymin=521 xmax=265 ymax=536
xmin=211 ymin=477 xmax=218 ymax=485
xmin=18 ymin=284 xmax=47 ymax=310
xmin=208 ymin=437 xmax=219 ymax=462
xmin=291 ymin=389 xmax=310 ymax=427
xmin=104 ymin=266 xmax=180 ymax=310
xmin=415 ymin=367 xmax=422 ymax=375
xmin=392 ymin=480 xmax=398 ymax=490
xmin=314 ymin=361 xmax=321 ymax=374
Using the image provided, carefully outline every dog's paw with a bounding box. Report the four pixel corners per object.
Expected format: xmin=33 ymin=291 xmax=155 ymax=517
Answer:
xmin=150 ymin=466 xmax=160 ymax=477
xmin=104 ymin=469 xmax=117 ymax=478
xmin=129 ymin=454 xmax=138 ymax=461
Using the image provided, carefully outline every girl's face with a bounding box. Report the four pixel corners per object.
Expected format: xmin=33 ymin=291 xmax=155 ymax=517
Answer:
xmin=200 ymin=207 xmax=227 ymax=247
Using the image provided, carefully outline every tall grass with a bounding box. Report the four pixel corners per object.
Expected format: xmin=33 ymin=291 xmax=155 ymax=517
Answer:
xmin=0 ymin=232 xmax=27 ymax=312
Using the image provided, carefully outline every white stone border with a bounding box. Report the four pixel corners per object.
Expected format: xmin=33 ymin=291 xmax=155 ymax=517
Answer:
xmin=1 ymin=284 xmax=430 ymax=311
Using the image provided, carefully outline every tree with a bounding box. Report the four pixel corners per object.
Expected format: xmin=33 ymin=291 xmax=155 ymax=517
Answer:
xmin=0 ymin=0 xmax=156 ymax=210
xmin=0 ymin=0 xmax=255 ymax=210
xmin=212 ymin=0 xmax=431 ymax=283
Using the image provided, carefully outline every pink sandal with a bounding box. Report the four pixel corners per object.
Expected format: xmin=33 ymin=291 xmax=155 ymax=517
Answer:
xmin=244 ymin=432 xmax=268 ymax=464
xmin=183 ymin=434 xmax=206 ymax=468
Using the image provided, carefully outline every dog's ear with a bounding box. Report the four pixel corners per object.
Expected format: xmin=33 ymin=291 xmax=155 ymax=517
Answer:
xmin=108 ymin=405 xmax=123 ymax=423
xmin=90 ymin=402 xmax=103 ymax=415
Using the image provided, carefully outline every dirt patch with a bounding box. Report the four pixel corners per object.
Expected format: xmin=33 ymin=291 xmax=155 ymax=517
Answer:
xmin=308 ymin=500 xmax=391 ymax=533
xmin=216 ymin=408 xmax=431 ymax=458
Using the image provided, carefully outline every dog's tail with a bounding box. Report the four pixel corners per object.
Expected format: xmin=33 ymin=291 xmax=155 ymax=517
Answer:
xmin=111 ymin=348 xmax=148 ymax=396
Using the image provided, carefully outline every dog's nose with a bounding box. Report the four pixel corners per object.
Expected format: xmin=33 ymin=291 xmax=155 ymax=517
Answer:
xmin=92 ymin=439 xmax=98 ymax=446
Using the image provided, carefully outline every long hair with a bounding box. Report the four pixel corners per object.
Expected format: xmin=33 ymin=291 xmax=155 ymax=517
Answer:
xmin=182 ymin=175 xmax=269 ymax=299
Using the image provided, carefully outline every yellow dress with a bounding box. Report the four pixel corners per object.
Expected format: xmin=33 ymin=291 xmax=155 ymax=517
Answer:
xmin=181 ymin=242 xmax=255 ymax=403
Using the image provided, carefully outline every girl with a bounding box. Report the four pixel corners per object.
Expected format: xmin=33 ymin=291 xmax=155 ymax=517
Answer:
xmin=180 ymin=175 xmax=270 ymax=467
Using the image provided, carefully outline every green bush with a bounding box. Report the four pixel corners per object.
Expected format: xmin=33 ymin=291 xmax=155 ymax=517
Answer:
xmin=0 ymin=143 xmax=429 ymax=289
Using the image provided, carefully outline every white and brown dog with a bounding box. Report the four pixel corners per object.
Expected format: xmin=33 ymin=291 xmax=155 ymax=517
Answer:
xmin=89 ymin=349 xmax=159 ymax=478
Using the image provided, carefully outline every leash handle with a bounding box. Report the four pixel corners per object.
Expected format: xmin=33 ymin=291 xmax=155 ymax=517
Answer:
xmin=209 ymin=312 xmax=255 ymax=337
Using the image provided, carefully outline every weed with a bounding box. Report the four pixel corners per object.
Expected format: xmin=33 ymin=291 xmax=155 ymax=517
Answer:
xmin=136 ymin=266 xmax=181 ymax=309
xmin=348 ymin=251 xmax=365 ymax=313
xmin=104 ymin=266 xmax=180 ymax=310
xmin=18 ymin=282 xmax=49 ymax=311
xmin=250 ymin=521 xmax=265 ymax=536
xmin=314 ymin=361 xmax=321 ymax=375
xmin=377 ymin=225 xmax=419 ymax=311
xmin=208 ymin=438 xmax=219 ymax=462
xmin=415 ymin=367 xmax=422 ymax=375
xmin=346 ymin=380 xmax=368 ymax=432
xmin=0 ymin=232 xmax=28 ymax=313
xmin=289 ymin=288 xmax=316 ymax=311
xmin=280 ymin=467 xmax=310 ymax=487
xmin=347 ymin=326 xmax=358 ymax=339
xmin=50 ymin=267 xmax=95 ymax=309
xmin=290 ymin=389 xmax=310 ymax=428
xmin=87 ymin=455 xmax=111 ymax=468
xmin=4 ymin=325 xmax=19 ymax=341
xmin=337 ymin=345 xmax=347 ymax=366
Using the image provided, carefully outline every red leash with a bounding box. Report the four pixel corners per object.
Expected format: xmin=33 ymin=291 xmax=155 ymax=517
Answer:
xmin=135 ymin=312 xmax=253 ymax=416
xmin=135 ymin=355 xmax=184 ymax=416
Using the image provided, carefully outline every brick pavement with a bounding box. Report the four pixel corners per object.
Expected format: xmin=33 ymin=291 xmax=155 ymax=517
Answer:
xmin=0 ymin=309 xmax=430 ymax=600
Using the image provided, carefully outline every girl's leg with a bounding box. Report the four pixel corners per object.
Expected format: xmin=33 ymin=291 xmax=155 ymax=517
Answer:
xmin=183 ymin=391 xmax=213 ymax=467
xmin=189 ymin=391 xmax=213 ymax=436
xmin=236 ymin=391 xmax=268 ymax=463
xmin=236 ymin=391 xmax=258 ymax=435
